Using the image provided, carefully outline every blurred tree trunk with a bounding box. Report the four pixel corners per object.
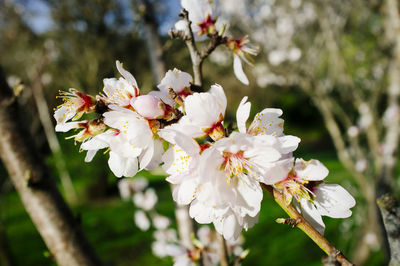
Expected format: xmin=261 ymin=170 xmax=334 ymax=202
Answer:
xmin=133 ymin=0 xmax=166 ymax=85
xmin=0 ymin=66 xmax=103 ymax=266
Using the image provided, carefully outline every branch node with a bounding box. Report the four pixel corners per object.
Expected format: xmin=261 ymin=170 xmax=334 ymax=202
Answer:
xmin=275 ymin=218 xmax=301 ymax=227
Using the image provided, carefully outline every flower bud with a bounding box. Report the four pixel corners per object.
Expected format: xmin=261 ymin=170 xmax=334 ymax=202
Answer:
xmin=130 ymin=95 xmax=166 ymax=119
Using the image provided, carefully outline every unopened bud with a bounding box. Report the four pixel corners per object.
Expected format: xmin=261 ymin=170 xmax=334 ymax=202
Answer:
xmin=130 ymin=95 xmax=166 ymax=119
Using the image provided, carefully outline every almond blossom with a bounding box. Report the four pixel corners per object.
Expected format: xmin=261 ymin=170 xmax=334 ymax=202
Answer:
xmin=175 ymin=0 xmax=219 ymax=37
xmin=236 ymin=96 xmax=301 ymax=184
xmin=275 ymin=158 xmax=356 ymax=234
xmin=99 ymin=60 xmax=139 ymax=107
xmin=173 ymin=84 xmax=227 ymax=140
xmin=226 ymin=36 xmax=259 ymax=85
xmin=54 ymin=88 xmax=95 ymax=125
xmin=154 ymin=68 xmax=193 ymax=106
xmin=55 ymin=119 xmax=106 ymax=143
xmin=102 ymin=105 xmax=163 ymax=171
xmin=80 ymin=129 xmax=142 ymax=177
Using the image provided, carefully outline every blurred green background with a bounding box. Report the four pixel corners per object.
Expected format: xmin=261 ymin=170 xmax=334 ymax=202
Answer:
xmin=0 ymin=0 xmax=386 ymax=265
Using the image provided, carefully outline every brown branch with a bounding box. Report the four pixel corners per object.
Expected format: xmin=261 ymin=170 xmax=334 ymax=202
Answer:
xmin=263 ymin=185 xmax=353 ymax=266
xmin=169 ymin=9 xmax=227 ymax=89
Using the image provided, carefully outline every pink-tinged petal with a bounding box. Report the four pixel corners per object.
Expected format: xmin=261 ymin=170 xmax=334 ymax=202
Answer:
xmin=130 ymin=95 xmax=165 ymax=119
xmin=236 ymin=97 xmax=251 ymax=134
xmin=295 ymin=159 xmax=329 ymax=181
xmin=297 ymin=198 xmax=325 ymax=235
xmin=314 ymin=184 xmax=356 ymax=218
xmin=233 ymin=54 xmax=249 ymax=85
xmin=116 ymin=60 xmax=138 ymax=89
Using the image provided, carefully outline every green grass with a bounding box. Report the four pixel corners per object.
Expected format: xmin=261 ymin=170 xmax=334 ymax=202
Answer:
xmin=1 ymin=149 xmax=385 ymax=265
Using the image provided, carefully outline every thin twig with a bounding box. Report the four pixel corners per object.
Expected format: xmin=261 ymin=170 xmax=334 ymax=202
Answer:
xmin=262 ymin=185 xmax=353 ymax=266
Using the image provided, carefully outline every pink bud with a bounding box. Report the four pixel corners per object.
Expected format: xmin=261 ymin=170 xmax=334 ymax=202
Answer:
xmin=130 ymin=95 xmax=166 ymax=119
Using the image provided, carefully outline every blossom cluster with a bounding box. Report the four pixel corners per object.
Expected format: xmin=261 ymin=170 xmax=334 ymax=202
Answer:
xmin=54 ymin=1 xmax=356 ymax=264
xmin=54 ymin=59 xmax=355 ymax=242
xmin=175 ymin=0 xmax=259 ymax=85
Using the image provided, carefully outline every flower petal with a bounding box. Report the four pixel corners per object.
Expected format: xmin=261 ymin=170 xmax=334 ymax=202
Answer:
xmin=233 ymin=54 xmax=249 ymax=85
xmin=314 ymin=184 xmax=356 ymax=218
xmin=236 ymin=96 xmax=251 ymax=134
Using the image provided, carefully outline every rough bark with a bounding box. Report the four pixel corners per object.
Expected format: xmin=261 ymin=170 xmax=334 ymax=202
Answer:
xmin=377 ymin=194 xmax=400 ymax=265
xmin=0 ymin=66 xmax=103 ymax=266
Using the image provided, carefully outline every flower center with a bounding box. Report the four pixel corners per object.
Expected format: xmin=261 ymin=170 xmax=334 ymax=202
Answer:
xmin=221 ymin=151 xmax=260 ymax=186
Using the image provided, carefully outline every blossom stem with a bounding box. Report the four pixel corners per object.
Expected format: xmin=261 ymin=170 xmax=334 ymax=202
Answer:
xmin=262 ymin=185 xmax=354 ymax=266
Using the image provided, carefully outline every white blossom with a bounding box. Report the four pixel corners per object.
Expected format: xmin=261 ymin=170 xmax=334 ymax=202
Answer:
xmin=174 ymin=84 xmax=227 ymax=139
xmin=100 ymin=60 xmax=139 ymax=107
xmin=54 ymin=88 xmax=94 ymax=125
xmin=134 ymin=210 xmax=151 ymax=231
xmin=133 ymin=188 xmax=158 ymax=211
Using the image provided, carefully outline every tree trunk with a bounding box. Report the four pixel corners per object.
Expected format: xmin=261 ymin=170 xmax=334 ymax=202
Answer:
xmin=0 ymin=66 xmax=103 ymax=266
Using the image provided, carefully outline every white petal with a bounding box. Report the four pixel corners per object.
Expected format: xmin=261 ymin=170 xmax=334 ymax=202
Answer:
xmin=158 ymin=128 xmax=200 ymax=156
xmin=108 ymin=151 xmax=125 ymax=178
xmin=314 ymin=184 xmax=356 ymax=218
xmin=116 ymin=60 xmax=138 ymax=89
xmin=260 ymin=157 xmax=294 ymax=185
xmin=55 ymin=121 xmax=81 ymax=132
xmin=295 ymin=159 xmax=329 ymax=181
xmin=248 ymin=108 xmax=284 ymax=136
xmin=236 ymin=96 xmax=251 ymax=133
xmin=139 ymin=142 xmax=155 ymax=170
xmin=144 ymin=139 xmax=164 ymax=170
xmin=233 ymin=54 xmax=249 ymax=85
xmin=209 ymin=84 xmax=227 ymax=114
xmin=175 ymin=179 xmax=197 ymax=205
xmin=222 ymin=213 xmax=241 ymax=240
xmin=277 ymin=135 xmax=301 ymax=154
xmin=189 ymin=200 xmax=214 ymax=224
xmin=298 ymin=198 xmax=325 ymax=235
xmin=84 ymin=150 xmax=98 ymax=162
